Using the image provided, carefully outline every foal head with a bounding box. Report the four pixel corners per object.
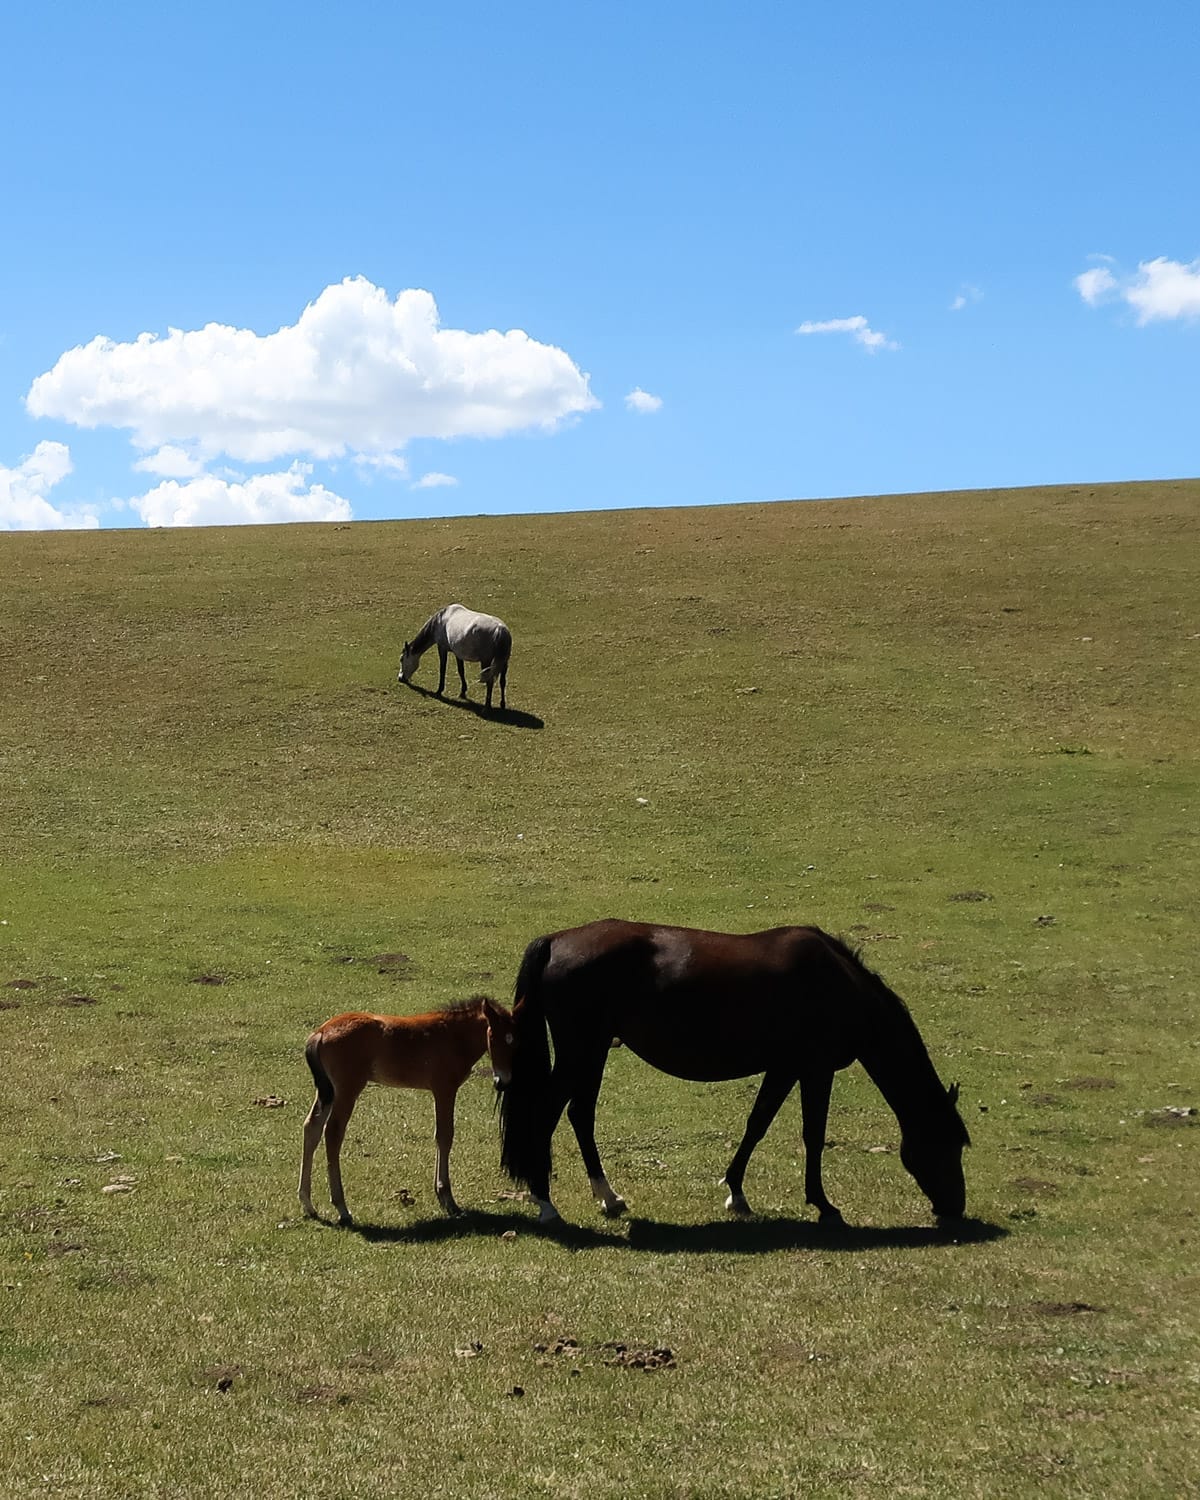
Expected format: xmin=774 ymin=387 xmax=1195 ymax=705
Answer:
xmin=398 ymin=641 xmax=419 ymax=683
xmin=898 ymin=1082 xmax=970 ymax=1220
xmin=481 ymin=997 xmax=516 ymax=1092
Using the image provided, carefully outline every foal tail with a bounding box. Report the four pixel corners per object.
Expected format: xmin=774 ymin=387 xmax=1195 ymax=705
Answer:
xmin=498 ymin=934 xmax=554 ymax=1187
xmin=305 ymin=1032 xmax=335 ymax=1109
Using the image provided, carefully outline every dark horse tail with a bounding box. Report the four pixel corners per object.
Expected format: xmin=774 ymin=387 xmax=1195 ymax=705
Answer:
xmin=305 ymin=1033 xmax=335 ymax=1108
xmin=499 ymin=933 xmax=554 ymax=1188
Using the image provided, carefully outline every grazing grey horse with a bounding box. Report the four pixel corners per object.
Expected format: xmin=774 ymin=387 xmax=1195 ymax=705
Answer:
xmin=398 ymin=603 xmax=512 ymax=710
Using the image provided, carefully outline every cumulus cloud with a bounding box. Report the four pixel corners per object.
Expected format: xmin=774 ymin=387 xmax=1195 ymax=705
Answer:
xmin=26 ymin=277 xmax=599 ymax=466
xmin=133 ymin=444 xmax=205 ymax=478
xmin=1075 ymin=255 xmax=1200 ymax=323
xmin=1075 ymin=266 xmax=1118 ymax=306
xmin=0 ymin=442 xmax=98 ymax=530
xmin=1124 ymin=257 xmax=1200 ymax=322
xmin=950 ymin=284 xmax=983 ymax=311
xmin=413 ymin=472 xmax=459 ymax=489
xmin=127 ymin=463 xmax=352 ymax=528
xmin=625 ymin=387 xmax=663 ymax=413
xmin=795 ymin=314 xmax=898 ymax=352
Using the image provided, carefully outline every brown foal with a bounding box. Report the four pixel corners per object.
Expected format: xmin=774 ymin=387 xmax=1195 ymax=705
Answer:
xmin=298 ymin=996 xmax=514 ymax=1225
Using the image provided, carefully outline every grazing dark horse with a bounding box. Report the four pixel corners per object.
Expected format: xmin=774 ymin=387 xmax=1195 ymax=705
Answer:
xmin=499 ymin=920 xmax=969 ymax=1225
xmin=299 ymin=996 xmax=515 ymax=1225
xmin=398 ymin=603 xmax=512 ymax=710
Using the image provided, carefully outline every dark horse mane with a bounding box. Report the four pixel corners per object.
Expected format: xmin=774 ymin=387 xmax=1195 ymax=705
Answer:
xmin=822 ymin=931 xmax=971 ymax=1148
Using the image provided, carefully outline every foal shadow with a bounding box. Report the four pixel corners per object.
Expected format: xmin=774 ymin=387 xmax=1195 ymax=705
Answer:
xmin=344 ymin=1209 xmax=1006 ymax=1254
xmin=399 ymin=681 xmax=544 ymax=730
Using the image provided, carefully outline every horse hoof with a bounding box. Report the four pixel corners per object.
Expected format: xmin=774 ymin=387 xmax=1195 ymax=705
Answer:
xmin=725 ymin=1192 xmax=752 ymax=1216
xmin=336 ymin=1213 xmax=354 ymax=1228
xmin=601 ymin=1197 xmax=627 ymax=1218
xmin=536 ymin=1204 xmax=562 ymax=1225
xmin=818 ymin=1208 xmax=845 ymax=1228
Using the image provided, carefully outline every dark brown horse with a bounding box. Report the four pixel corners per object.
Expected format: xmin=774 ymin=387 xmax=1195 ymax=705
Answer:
xmin=499 ymin=920 xmax=969 ymax=1225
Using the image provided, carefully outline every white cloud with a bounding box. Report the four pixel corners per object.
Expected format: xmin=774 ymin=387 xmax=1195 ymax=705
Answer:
xmin=795 ymin=314 xmax=898 ymax=352
xmin=1075 ymin=255 xmax=1200 ymax=323
xmin=950 ymin=284 xmax=983 ymax=311
xmin=127 ymin=463 xmax=352 ymax=527
xmin=0 ymin=441 xmax=98 ymax=530
xmin=26 ymin=276 xmax=599 ymax=466
xmin=133 ymin=444 xmax=204 ymax=478
xmin=413 ymin=471 xmax=459 ymax=489
xmin=625 ymin=387 xmax=663 ymax=413
xmin=1124 ymin=257 xmax=1200 ymax=323
xmin=1075 ymin=266 xmax=1118 ymax=306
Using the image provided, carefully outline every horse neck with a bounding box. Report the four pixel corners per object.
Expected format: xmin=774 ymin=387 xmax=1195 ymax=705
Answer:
xmin=443 ymin=1000 xmax=489 ymax=1060
xmin=853 ymin=989 xmax=951 ymax=1138
xmin=410 ymin=611 xmax=442 ymax=655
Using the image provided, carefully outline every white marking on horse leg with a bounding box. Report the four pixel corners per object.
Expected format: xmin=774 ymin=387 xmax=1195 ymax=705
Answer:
xmin=725 ymin=1188 xmax=752 ymax=1216
xmin=589 ymin=1174 xmax=627 ymax=1217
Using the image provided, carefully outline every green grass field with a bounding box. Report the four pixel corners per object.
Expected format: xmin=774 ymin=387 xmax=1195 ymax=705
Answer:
xmin=2 ymin=480 xmax=1197 ymax=1498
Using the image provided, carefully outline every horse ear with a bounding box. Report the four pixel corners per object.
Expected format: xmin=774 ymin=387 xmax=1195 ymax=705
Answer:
xmin=947 ymin=1081 xmax=960 ymax=1105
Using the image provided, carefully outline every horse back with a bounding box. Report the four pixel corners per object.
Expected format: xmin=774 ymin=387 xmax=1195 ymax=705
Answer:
xmin=441 ymin=604 xmax=510 ymax=661
xmin=311 ymin=1009 xmax=485 ymax=1090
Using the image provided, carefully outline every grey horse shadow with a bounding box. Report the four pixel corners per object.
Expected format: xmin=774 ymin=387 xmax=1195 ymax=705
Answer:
xmin=345 ymin=1209 xmax=1006 ymax=1254
xmin=400 ymin=681 xmax=544 ymax=730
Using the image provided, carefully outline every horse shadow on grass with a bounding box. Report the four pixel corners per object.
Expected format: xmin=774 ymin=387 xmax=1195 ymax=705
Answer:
xmin=344 ymin=1209 xmax=1007 ymax=1254
xmin=399 ymin=681 xmax=544 ymax=730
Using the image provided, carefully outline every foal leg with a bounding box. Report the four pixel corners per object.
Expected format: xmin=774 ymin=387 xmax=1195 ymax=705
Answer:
xmin=323 ymin=1086 xmax=363 ymax=1226
xmin=432 ymin=1083 xmax=462 ymax=1215
xmin=798 ymin=1068 xmax=843 ymax=1224
xmin=723 ymin=1070 xmax=796 ymax=1215
xmin=455 ymin=655 xmax=468 ymax=698
xmin=298 ymin=1092 xmax=330 ymax=1218
xmin=564 ymin=1050 xmax=626 ymax=1216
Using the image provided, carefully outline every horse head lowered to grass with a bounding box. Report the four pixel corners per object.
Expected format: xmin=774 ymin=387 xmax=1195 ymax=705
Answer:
xmin=498 ymin=919 xmax=969 ymax=1225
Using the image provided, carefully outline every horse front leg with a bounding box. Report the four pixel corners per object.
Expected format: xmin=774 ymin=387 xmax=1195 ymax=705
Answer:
xmin=455 ymin=656 xmax=468 ymax=698
xmin=723 ymin=1069 xmax=796 ymax=1215
xmin=799 ymin=1067 xmax=843 ymax=1224
xmin=565 ymin=1050 xmax=625 ymax=1216
xmin=432 ymin=1084 xmax=461 ymax=1215
xmin=499 ymin=665 xmax=507 ymax=710
xmin=435 ymin=645 xmax=449 ymax=694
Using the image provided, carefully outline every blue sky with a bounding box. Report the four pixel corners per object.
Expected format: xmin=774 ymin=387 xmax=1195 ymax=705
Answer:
xmin=2 ymin=1 xmax=1198 ymax=529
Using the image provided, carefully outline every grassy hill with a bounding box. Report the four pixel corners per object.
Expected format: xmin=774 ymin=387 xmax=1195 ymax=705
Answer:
xmin=2 ymin=480 xmax=1197 ymax=1497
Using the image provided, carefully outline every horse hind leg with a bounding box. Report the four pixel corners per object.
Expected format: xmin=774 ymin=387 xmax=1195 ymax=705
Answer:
xmin=322 ymin=1087 xmax=363 ymax=1226
xmin=722 ymin=1069 xmax=796 ymax=1215
xmin=565 ymin=1049 xmax=626 ymax=1217
xmin=298 ymin=1093 xmax=330 ymax=1218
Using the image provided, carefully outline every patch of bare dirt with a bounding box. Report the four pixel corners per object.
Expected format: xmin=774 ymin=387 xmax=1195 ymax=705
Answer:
xmin=1030 ymin=1301 xmax=1102 ymax=1317
xmin=1011 ymin=1178 xmax=1060 ymax=1196
xmin=1061 ymin=1077 xmax=1116 ymax=1090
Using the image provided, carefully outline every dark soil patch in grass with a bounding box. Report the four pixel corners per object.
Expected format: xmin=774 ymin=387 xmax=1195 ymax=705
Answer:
xmin=1062 ymin=1077 xmax=1117 ymax=1090
xmin=57 ymin=994 xmax=98 ymax=1007
xmin=1010 ymin=1178 xmax=1060 ymax=1196
xmin=191 ymin=973 xmax=226 ymax=985
xmin=949 ymin=891 xmax=993 ymax=902
xmin=5 ymin=978 xmax=37 ymax=989
xmin=296 ymin=1384 xmax=353 ymax=1405
xmin=601 ymin=1341 xmax=676 ymax=1370
xmin=1030 ymin=1301 xmax=1103 ymax=1317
